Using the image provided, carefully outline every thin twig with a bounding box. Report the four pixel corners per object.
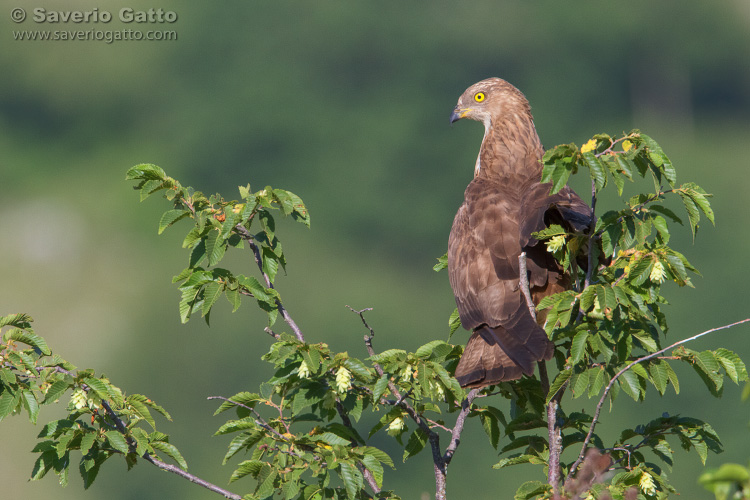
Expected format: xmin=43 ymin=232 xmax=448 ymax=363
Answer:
xmin=234 ymin=224 xmax=304 ymax=342
xmin=264 ymin=326 xmax=281 ymax=340
xmin=583 ymin=180 xmax=597 ymax=292
xmin=567 ymin=317 xmax=750 ymax=480
xmin=143 ymin=454 xmax=243 ymax=500
xmin=346 ymin=305 xmax=480 ymax=500
xmin=99 ymin=400 xmax=242 ymax=500
xmin=442 ymin=388 xmax=480 ymax=465
xmin=518 ymin=252 xmax=536 ymax=320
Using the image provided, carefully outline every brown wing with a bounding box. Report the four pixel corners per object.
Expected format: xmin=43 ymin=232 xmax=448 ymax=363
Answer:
xmin=449 ymin=177 xmax=592 ymax=388
xmin=448 ymin=178 xmax=554 ymax=387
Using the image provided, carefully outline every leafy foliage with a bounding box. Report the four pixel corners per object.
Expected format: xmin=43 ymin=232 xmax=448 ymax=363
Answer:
xmin=0 ymin=313 xmax=181 ymax=489
xmin=2 ymin=132 xmax=746 ymax=500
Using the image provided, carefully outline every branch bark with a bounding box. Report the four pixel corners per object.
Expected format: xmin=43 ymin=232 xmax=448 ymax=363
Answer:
xmin=519 ymin=253 xmax=562 ymax=494
xmin=347 ymin=305 xmax=480 ymax=500
xmin=99 ymin=400 xmax=242 ymax=500
xmin=234 ymin=223 xmax=304 ymax=342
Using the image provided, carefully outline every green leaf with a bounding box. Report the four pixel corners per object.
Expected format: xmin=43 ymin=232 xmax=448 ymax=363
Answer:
xmin=229 ymin=459 xmax=265 ymax=483
xmin=571 ymin=369 xmax=591 ymax=399
xmin=372 ymin=374 xmax=390 ymax=403
xmin=542 ymin=158 xmax=573 ymax=194
xmin=104 ymin=431 xmax=130 ymax=455
xmin=151 ymin=441 xmax=188 ymax=470
xmin=588 ymin=367 xmax=607 ymax=398
xmin=205 ymin=230 xmax=226 ymax=266
xmin=361 ymin=454 xmax=384 ymax=488
xmin=158 ymin=209 xmax=190 ymax=234
xmin=678 ymin=189 xmax=701 ymax=239
xmin=683 ymin=182 xmax=715 ymax=224
xmin=433 ymin=253 xmax=448 ymax=272
xmin=42 ymin=380 xmax=70 ymax=404
xmin=31 ymin=450 xmax=56 ymax=481
xmin=583 ymin=151 xmax=607 ymax=192
xmin=21 ymin=389 xmax=40 ymax=424
xmin=715 ymin=348 xmax=748 ymax=383
xmin=493 ymin=455 xmax=534 ymax=469
xmin=339 ymin=461 xmax=363 ymax=500
xmin=6 ymin=329 xmax=51 ymax=355
xmin=648 ymin=361 xmax=669 ymax=395
xmin=126 ymin=163 xmax=166 ymax=181
xmin=514 ymin=480 xmax=549 ymax=500
xmin=256 ymin=465 xmax=278 ymax=498
xmin=202 ymin=281 xmax=223 ymax=318
xmin=448 ymin=308 xmax=461 ymax=338
xmin=83 ymin=377 xmax=111 ymax=400
xmin=546 ymin=369 xmax=572 ymax=404
xmin=618 ymin=369 xmax=642 ymax=401
xmin=479 ymin=408 xmax=501 ymax=448
xmin=415 ymin=340 xmax=448 ymax=359
xmin=403 ymin=428 xmax=429 ymax=461
xmin=570 ymin=330 xmax=589 ymax=365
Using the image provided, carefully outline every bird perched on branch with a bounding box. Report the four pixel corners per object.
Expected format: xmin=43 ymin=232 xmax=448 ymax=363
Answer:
xmin=448 ymin=78 xmax=593 ymax=388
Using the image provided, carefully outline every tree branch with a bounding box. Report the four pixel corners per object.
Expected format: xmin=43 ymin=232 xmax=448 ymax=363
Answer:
xmin=143 ymin=454 xmax=243 ymax=500
xmin=234 ymin=224 xmax=304 ymax=342
xmin=518 ymin=252 xmax=536 ymax=320
xmin=567 ymin=317 xmax=750 ymax=481
xmin=520 ymin=252 xmax=563 ymax=494
xmin=442 ymin=388 xmax=480 ymax=466
xmin=583 ymin=180 xmax=597 ymax=292
xmin=98 ymin=400 xmax=242 ymax=500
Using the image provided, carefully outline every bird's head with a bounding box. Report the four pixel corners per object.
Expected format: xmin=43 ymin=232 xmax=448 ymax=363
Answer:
xmin=450 ymin=77 xmax=530 ymax=128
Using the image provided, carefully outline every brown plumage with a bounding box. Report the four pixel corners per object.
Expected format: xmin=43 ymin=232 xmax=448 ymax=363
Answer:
xmin=448 ymin=78 xmax=593 ymax=388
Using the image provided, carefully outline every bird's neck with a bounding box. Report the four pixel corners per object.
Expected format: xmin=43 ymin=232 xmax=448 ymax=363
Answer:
xmin=474 ymin=111 xmax=544 ymax=181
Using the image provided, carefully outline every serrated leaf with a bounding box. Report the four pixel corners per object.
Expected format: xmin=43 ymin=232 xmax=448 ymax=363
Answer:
xmin=546 ymin=370 xmax=571 ymax=404
xmin=158 ymin=209 xmax=190 ymax=235
xmin=570 ymin=330 xmax=589 ymax=365
xmin=583 ymin=152 xmax=607 ymax=192
xmin=151 ymin=441 xmax=188 ymax=470
xmin=339 ymin=461 xmax=363 ymax=500
xmin=479 ymin=410 xmax=501 ymax=449
xmin=104 ymin=431 xmax=129 ymax=454
xmin=372 ymin=374 xmax=390 ymax=403
xmin=678 ymin=190 xmax=701 ymax=239
xmin=515 ymin=480 xmax=549 ymax=500
xmin=403 ymin=428 xmax=429 ymax=461
xmin=588 ymin=367 xmax=607 ymax=398
xmin=6 ymin=329 xmax=50 ymax=355
xmin=205 ymin=230 xmax=226 ymax=266
xmin=646 ymin=361 xmax=667 ymax=395
xmin=542 ymin=158 xmax=573 ymax=194
xmin=21 ymin=389 xmax=40 ymax=424
xmin=42 ymin=380 xmax=70 ymax=404
xmin=571 ymin=369 xmax=590 ymax=399
xmin=618 ymin=369 xmax=641 ymax=401
xmin=715 ymin=348 xmax=748 ymax=383
xmin=230 ymin=459 xmax=265 ymax=483
xmin=201 ymin=281 xmax=223 ymax=318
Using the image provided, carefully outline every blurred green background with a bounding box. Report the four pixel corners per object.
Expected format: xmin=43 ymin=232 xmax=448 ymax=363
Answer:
xmin=2 ymin=1 xmax=750 ymax=498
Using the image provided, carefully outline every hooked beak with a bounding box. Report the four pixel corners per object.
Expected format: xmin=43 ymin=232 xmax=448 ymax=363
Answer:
xmin=450 ymin=107 xmax=470 ymax=124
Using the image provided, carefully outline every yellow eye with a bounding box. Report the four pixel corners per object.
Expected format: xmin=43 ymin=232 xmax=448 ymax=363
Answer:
xmin=474 ymin=92 xmax=486 ymax=103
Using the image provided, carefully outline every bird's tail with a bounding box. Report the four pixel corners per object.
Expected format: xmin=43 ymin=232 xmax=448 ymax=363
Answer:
xmin=454 ymin=324 xmax=553 ymax=388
